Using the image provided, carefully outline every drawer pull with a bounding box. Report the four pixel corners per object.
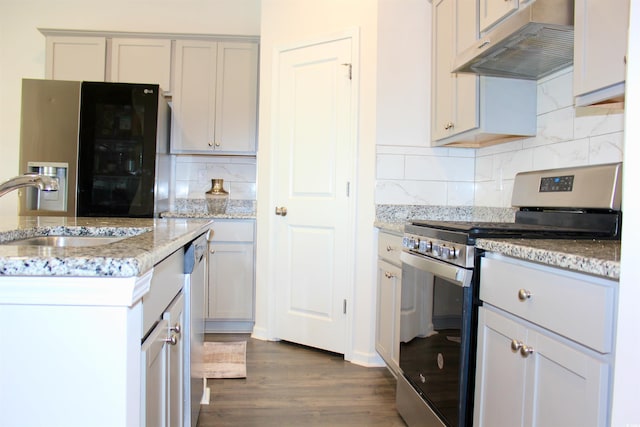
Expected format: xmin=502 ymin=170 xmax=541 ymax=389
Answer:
xmin=384 ymin=271 xmax=396 ymax=279
xmin=164 ymin=335 xmax=178 ymax=346
xmin=517 ymin=288 xmax=532 ymax=301
xmin=510 ymin=339 xmax=523 ymax=352
xmin=520 ymin=345 xmax=535 ymax=358
xmin=386 ymin=245 xmax=394 ymax=252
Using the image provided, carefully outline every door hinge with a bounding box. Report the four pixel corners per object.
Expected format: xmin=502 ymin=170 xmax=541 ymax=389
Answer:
xmin=341 ymin=63 xmax=352 ymax=80
xmin=343 ymin=299 xmax=347 ymax=314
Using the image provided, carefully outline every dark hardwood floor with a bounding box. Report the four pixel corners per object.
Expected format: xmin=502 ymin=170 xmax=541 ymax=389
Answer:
xmin=197 ymin=334 xmax=407 ymax=426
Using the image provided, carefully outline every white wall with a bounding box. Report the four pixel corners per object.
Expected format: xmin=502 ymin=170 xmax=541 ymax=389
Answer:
xmin=611 ymin=1 xmax=640 ymax=424
xmin=0 ymin=0 xmax=260 ymax=215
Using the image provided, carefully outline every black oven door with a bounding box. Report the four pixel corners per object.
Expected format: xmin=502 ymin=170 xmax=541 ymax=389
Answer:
xmin=399 ymin=251 xmax=478 ymax=427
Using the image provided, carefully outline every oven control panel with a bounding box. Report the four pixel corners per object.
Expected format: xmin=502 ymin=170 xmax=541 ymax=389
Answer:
xmin=402 ymin=234 xmax=473 ymax=268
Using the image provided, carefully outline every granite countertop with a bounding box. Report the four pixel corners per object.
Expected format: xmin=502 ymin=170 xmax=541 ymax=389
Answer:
xmin=476 ymin=238 xmax=621 ymax=280
xmin=0 ymin=216 xmax=213 ymax=277
xmin=161 ymin=199 xmax=256 ymax=219
xmin=374 ymin=205 xmax=621 ymax=280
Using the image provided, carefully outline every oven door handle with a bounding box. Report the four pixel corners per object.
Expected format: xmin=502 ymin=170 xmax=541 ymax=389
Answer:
xmin=401 ymin=251 xmax=473 ymax=287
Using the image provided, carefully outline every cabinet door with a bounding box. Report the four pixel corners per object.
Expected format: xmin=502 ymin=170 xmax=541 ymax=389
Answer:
xmin=432 ymin=0 xmax=478 ymax=141
xmin=432 ymin=0 xmax=456 ymax=141
xmin=524 ymin=328 xmax=610 ymax=427
xmin=171 ymin=40 xmax=218 ymax=153
xmin=208 ymin=241 xmax=255 ymax=320
xmin=474 ymin=307 xmax=528 ymax=427
xmin=214 ymin=42 xmax=259 ymax=154
xmin=163 ymin=293 xmax=184 ymax=427
xmin=573 ymin=0 xmax=629 ymax=106
xmin=479 ymin=0 xmax=519 ymax=32
xmin=45 ymin=36 xmax=106 ymax=81
xmin=376 ymin=260 xmax=401 ymax=373
xmin=454 ymin=0 xmax=480 ymax=134
xmin=141 ymin=318 xmax=169 ymax=427
xmin=171 ymin=40 xmax=259 ymax=155
xmin=110 ymin=38 xmax=172 ymax=91
xmin=475 ymin=306 xmax=611 ymax=427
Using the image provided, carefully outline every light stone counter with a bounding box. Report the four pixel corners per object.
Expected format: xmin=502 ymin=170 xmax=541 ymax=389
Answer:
xmin=0 ymin=216 xmax=213 ymax=277
xmin=374 ymin=204 xmax=517 ymax=234
xmin=161 ymin=199 xmax=256 ymax=219
xmin=476 ymin=238 xmax=621 ymax=280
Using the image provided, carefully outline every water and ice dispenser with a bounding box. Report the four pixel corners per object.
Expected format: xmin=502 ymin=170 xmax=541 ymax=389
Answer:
xmin=24 ymin=162 xmax=68 ymax=212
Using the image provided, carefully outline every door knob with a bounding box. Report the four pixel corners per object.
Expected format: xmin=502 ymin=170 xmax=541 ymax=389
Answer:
xmin=275 ymin=206 xmax=288 ymax=216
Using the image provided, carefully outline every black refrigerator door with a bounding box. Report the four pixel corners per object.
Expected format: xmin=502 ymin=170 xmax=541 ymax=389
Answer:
xmin=77 ymin=82 xmax=159 ymax=217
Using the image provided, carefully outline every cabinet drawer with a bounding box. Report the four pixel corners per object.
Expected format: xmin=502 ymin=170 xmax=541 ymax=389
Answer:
xmin=210 ymin=220 xmax=255 ymax=242
xmin=480 ymin=255 xmax=616 ymax=353
xmin=377 ymin=231 xmax=402 ymax=265
xmin=143 ymin=249 xmax=185 ymax=336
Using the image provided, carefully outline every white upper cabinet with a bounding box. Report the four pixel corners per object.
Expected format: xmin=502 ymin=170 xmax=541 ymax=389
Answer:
xmin=110 ymin=38 xmax=172 ymax=92
xmin=479 ymin=0 xmax=520 ymax=32
xmin=432 ymin=0 xmax=536 ymax=147
xmin=573 ymin=0 xmax=630 ymax=107
xmin=171 ymin=40 xmax=258 ymax=155
xmin=45 ymin=36 xmax=106 ymax=81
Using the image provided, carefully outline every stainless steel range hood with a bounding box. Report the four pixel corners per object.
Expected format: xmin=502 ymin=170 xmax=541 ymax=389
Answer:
xmin=453 ymin=0 xmax=574 ymax=80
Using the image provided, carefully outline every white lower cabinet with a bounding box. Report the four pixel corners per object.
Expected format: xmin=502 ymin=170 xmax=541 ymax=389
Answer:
xmin=141 ymin=248 xmax=186 ymax=427
xmin=206 ymin=219 xmax=256 ymax=332
xmin=375 ymin=230 xmax=402 ymax=374
xmin=474 ymin=306 xmax=610 ymax=427
xmin=474 ymin=253 xmax=616 ymax=427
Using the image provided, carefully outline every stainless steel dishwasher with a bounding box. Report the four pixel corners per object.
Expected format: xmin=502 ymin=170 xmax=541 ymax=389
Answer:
xmin=184 ymin=232 xmax=209 ymax=427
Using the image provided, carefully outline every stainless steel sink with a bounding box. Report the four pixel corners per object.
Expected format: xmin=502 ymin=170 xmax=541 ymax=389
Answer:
xmin=4 ymin=235 xmax=127 ymax=247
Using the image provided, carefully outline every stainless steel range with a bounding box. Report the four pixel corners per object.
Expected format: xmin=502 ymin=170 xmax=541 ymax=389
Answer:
xmin=395 ymin=163 xmax=622 ymax=427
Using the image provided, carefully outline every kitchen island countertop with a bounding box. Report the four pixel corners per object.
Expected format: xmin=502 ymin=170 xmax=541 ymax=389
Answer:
xmin=0 ymin=216 xmax=213 ymax=277
xmin=476 ymin=238 xmax=621 ymax=280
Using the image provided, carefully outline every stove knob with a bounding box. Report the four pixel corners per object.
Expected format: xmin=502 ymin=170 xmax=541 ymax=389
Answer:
xmin=432 ymin=244 xmax=441 ymax=257
xmin=442 ymin=246 xmax=458 ymax=259
xmin=442 ymin=246 xmax=451 ymax=259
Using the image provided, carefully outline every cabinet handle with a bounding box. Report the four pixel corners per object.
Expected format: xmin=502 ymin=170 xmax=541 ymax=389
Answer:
xmin=478 ymin=39 xmax=491 ymax=49
xmin=386 ymin=245 xmax=394 ymax=252
xmin=164 ymin=334 xmax=178 ymax=346
xmin=510 ymin=339 xmax=523 ymax=352
xmin=444 ymin=121 xmax=454 ymax=130
xmin=210 ymin=249 xmax=216 ymax=254
xmin=170 ymin=323 xmax=181 ymax=335
xmin=384 ymin=271 xmax=396 ymax=279
xmin=275 ymin=206 xmax=288 ymax=216
xmin=215 ymin=141 xmax=221 ymax=147
xmin=520 ymin=345 xmax=534 ymax=358
xmin=208 ymin=142 xmax=214 ymax=147
xmin=517 ymin=288 xmax=532 ymax=301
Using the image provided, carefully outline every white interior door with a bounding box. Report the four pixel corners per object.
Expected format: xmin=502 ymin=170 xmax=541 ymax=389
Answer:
xmin=273 ymin=36 xmax=355 ymax=354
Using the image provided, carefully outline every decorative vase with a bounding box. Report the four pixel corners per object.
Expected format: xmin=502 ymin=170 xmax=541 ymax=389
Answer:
xmin=205 ymin=179 xmax=229 ymax=214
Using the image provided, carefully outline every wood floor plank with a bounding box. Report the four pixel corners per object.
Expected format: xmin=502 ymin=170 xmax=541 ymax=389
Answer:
xmin=197 ymin=334 xmax=407 ymax=426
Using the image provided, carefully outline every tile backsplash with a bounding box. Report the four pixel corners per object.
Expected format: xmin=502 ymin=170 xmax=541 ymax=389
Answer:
xmin=376 ymin=68 xmax=625 ymax=208
xmin=173 ymin=155 xmax=257 ymax=201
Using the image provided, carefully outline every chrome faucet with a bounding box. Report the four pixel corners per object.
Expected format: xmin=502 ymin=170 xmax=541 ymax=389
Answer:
xmin=0 ymin=174 xmax=59 ymax=197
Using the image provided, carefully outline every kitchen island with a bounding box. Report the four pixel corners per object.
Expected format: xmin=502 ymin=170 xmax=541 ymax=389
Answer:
xmin=0 ymin=216 xmax=213 ymax=427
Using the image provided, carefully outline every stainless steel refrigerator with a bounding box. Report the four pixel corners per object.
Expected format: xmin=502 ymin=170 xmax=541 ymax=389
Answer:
xmin=19 ymin=78 xmax=170 ymax=217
